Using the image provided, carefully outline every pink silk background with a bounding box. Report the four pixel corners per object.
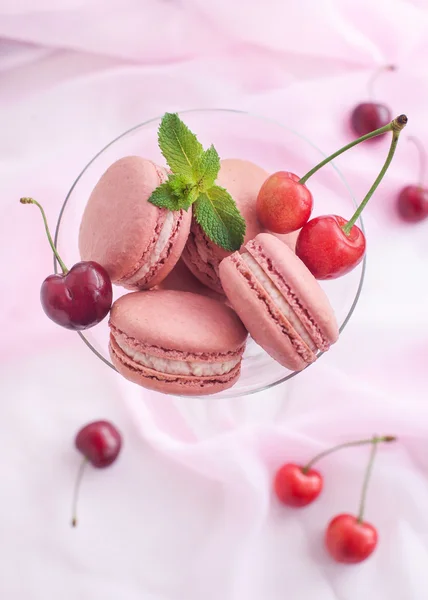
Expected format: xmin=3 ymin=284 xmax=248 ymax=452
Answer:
xmin=1 ymin=0 xmax=428 ymax=598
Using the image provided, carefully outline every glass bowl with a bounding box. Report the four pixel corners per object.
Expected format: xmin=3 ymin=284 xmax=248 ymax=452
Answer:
xmin=55 ymin=109 xmax=365 ymax=400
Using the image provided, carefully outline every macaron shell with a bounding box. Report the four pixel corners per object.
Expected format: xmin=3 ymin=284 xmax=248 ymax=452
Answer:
xmin=109 ymin=336 xmax=241 ymax=396
xmin=137 ymin=211 xmax=192 ymax=290
xmin=181 ymin=224 xmax=225 ymax=294
xmin=79 ymin=157 xmax=164 ymax=280
xmin=109 ymin=290 xmax=247 ymax=355
xmin=78 ymin=156 xmax=191 ymax=287
xmin=219 ymin=255 xmax=309 ymax=371
xmin=247 ymin=233 xmax=339 ymax=344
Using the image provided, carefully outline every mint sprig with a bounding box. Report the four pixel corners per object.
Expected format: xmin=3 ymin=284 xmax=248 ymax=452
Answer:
xmin=148 ymin=113 xmax=246 ymax=251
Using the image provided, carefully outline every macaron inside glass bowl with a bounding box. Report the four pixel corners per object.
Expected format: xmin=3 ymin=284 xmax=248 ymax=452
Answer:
xmin=78 ymin=156 xmax=192 ymax=290
xmin=182 ymin=158 xmax=296 ymax=295
xmin=108 ymin=290 xmax=248 ymax=395
xmin=219 ymin=233 xmax=339 ymax=371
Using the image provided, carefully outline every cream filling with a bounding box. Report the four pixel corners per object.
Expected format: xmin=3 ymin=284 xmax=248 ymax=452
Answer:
xmin=115 ymin=337 xmax=240 ymax=377
xmin=241 ymin=253 xmax=316 ymax=351
xmin=125 ymin=212 xmax=175 ymax=285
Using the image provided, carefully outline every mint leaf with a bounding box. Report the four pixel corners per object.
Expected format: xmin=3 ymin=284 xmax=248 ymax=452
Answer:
xmin=194 ymin=185 xmax=246 ymax=251
xmin=158 ymin=113 xmax=204 ymax=178
xmin=168 ymin=173 xmax=193 ymax=197
xmin=193 ymin=145 xmax=220 ymax=191
xmin=184 ymin=186 xmax=200 ymax=208
xmin=148 ymin=182 xmax=182 ymax=211
xmin=167 ymin=174 xmax=200 ymax=210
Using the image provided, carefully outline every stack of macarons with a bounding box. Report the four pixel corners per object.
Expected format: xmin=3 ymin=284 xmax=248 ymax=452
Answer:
xmin=79 ymin=155 xmax=339 ymax=395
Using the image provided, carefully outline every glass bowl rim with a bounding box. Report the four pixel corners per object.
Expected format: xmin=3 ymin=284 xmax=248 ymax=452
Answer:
xmin=54 ymin=107 xmax=366 ymax=398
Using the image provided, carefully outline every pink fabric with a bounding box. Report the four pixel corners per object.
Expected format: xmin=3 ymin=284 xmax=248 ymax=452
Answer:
xmin=2 ymin=1 xmax=428 ymax=597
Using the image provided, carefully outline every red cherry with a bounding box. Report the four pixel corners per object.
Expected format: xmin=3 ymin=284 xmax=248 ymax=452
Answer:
xmin=325 ymin=514 xmax=378 ymax=564
xmin=75 ymin=420 xmax=122 ymax=468
xmin=295 ymin=215 xmax=366 ymax=280
xmin=274 ymin=436 xmax=395 ymax=514
xmin=397 ymin=185 xmax=428 ymax=222
xmin=41 ymin=261 xmax=112 ymax=330
xmin=274 ymin=463 xmax=323 ymax=507
xmin=350 ymin=103 xmax=391 ymax=138
xmin=256 ymin=171 xmax=313 ymax=234
xmin=296 ymin=114 xmax=408 ymax=279
xmin=72 ymin=420 xmax=122 ymax=527
xmin=21 ymin=197 xmax=112 ymax=330
xmin=323 ymin=434 xmax=395 ymax=563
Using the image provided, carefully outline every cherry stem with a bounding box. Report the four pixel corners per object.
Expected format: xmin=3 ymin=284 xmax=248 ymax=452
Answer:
xmin=299 ymin=117 xmax=400 ymax=186
xmin=408 ymin=136 xmax=427 ymax=189
xmin=357 ymin=437 xmax=379 ymax=523
xmin=71 ymin=457 xmax=88 ymax=528
xmin=20 ymin=197 xmax=68 ymax=274
xmin=342 ymin=114 xmax=407 ymax=235
xmin=367 ymin=64 xmax=396 ymax=102
xmin=302 ymin=435 xmax=396 ymax=473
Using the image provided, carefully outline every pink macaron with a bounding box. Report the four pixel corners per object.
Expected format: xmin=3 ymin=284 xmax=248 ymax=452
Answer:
xmin=219 ymin=233 xmax=339 ymax=372
xmin=79 ymin=156 xmax=191 ymax=290
xmin=182 ymin=158 xmax=297 ymax=294
xmin=109 ymin=290 xmax=248 ymax=395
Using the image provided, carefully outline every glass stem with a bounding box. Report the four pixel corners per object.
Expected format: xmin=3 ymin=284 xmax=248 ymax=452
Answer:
xmin=20 ymin=197 xmax=68 ymax=274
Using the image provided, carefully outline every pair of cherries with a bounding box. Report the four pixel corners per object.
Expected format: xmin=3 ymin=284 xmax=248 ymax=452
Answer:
xmin=256 ymin=113 xmax=408 ymax=280
xmin=274 ymin=435 xmax=397 ymax=564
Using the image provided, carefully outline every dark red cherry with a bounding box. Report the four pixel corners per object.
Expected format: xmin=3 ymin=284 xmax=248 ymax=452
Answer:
xmin=350 ymin=65 xmax=396 ymax=140
xmin=21 ymin=197 xmax=112 ymax=329
xmin=75 ymin=420 xmax=122 ymax=468
xmin=72 ymin=420 xmax=123 ymax=527
xmin=396 ymin=185 xmax=428 ymax=223
xmin=350 ymin=103 xmax=391 ymax=138
xmin=41 ymin=261 xmax=112 ymax=330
